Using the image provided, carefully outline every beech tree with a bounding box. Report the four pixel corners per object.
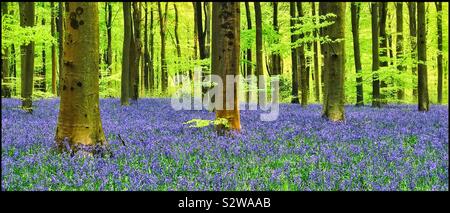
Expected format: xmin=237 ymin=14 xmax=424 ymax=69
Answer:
xmin=417 ymin=2 xmax=429 ymax=111
xmin=371 ymin=2 xmax=381 ymax=108
xmin=351 ymin=2 xmax=364 ymax=106
xmin=212 ymin=2 xmax=241 ymax=131
xmin=121 ymin=2 xmax=131 ymax=106
xmin=158 ymin=2 xmax=168 ymax=93
xmin=290 ymin=2 xmax=299 ymax=104
xmin=55 ymin=2 xmax=107 ymax=153
xmin=321 ymin=2 xmax=346 ymax=121
xmin=436 ymin=2 xmax=443 ymax=104
xmin=396 ymin=2 xmax=405 ymax=101
xmin=254 ymin=2 xmax=265 ymax=106
xmin=19 ymin=2 xmax=35 ymax=112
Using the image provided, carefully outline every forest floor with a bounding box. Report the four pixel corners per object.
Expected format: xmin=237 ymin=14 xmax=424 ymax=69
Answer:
xmin=1 ymin=98 xmax=448 ymax=190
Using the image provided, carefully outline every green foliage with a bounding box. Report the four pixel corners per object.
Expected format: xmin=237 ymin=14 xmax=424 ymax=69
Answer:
xmin=183 ymin=118 xmax=230 ymax=129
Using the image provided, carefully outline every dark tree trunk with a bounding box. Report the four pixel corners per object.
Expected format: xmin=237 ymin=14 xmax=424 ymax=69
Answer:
xmin=121 ymin=2 xmax=131 ymax=106
xmin=245 ymin=2 xmax=252 ymax=102
xmin=212 ymin=2 xmax=241 ymax=132
xmin=436 ymin=2 xmax=443 ymax=104
xmin=105 ymin=2 xmax=112 ymax=76
xmin=379 ymin=2 xmax=388 ymax=105
xmin=297 ymin=2 xmax=307 ymax=107
xmin=50 ymin=2 xmax=57 ymax=95
xmin=271 ymin=2 xmax=281 ymax=76
xmin=290 ymin=2 xmax=299 ymax=104
xmin=158 ymin=2 xmax=168 ymax=93
xmin=19 ymin=2 xmax=35 ymax=112
xmin=57 ymin=2 xmax=63 ymax=96
xmin=408 ymin=2 xmax=418 ymax=99
xmin=196 ymin=2 xmax=206 ymax=60
xmin=143 ymin=2 xmax=149 ymax=91
xmin=312 ymin=2 xmax=320 ymax=103
xmin=371 ymin=2 xmax=381 ymax=108
xmin=351 ymin=2 xmax=364 ymax=106
xmin=149 ymin=3 xmax=154 ymax=91
xmin=38 ymin=17 xmax=47 ymax=92
xmin=174 ymin=3 xmax=182 ymax=79
xmin=396 ymin=2 xmax=405 ymax=101
xmin=130 ymin=2 xmax=141 ymax=100
xmin=1 ymin=2 xmax=11 ymax=98
xmin=11 ymin=44 xmax=17 ymax=96
xmin=319 ymin=2 xmax=328 ymax=106
xmin=417 ymin=2 xmax=429 ymax=111
xmin=204 ymin=2 xmax=211 ymax=58
xmin=321 ymin=2 xmax=346 ymax=121
xmin=255 ymin=2 xmax=265 ymax=106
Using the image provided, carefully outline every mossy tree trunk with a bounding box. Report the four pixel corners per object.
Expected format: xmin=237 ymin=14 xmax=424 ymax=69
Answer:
xmin=417 ymin=2 xmax=429 ymax=111
xmin=351 ymin=2 xmax=364 ymax=106
xmin=212 ymin=2 xmax=241 ymax=132
xmin=19 ymin=2 xmax=35 ymax=112
xmin=321 ymin=2 xmax=346 ymax=121
xmin=371 ymin=2 xmax=381 ymax=108
xmin=121 ymin=2 xmax=131 ymax=106
xmin=55 ymin=2 xmax=107 ymax=153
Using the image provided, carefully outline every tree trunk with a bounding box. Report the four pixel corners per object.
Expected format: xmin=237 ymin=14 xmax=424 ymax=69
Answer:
xmin=105 ymin=2 xmax=112 ymax=76
xmin=37 ymin=17 xmax=47 ymax=93
xmin=55 ymin=2 xmax=107 ymax=154
xmin=149 ymin=3 xmax=154 ymax=92
xmin=408 ymin=2 xmax=418 ymax=99
xmin=371 ymin=2 xmax=381 ymax=108
xmin=436 ymin=2 xmax=443 ymax=104
xmin=351 ymin=2 xmax=364 ymax=106
xmin=312 ymin=2 xmax=320 ymax=103
xmin=121 ymin=2 xmax=131 ymax=106
xmin=143 ymin=2 xmax=150 ymax=92
xmin=57 ymin=2 xmax=64 ymax=96
xmin=158 ymin=2 xmax=168 ymax=93
xmin=130 ymin=2 xmax=141 ymax=100
xmin=192 ymin=2 xmax=198 ymax=80
xmin=196 ymin=2 xmax=206 ymax=59
xmin=212 ymin=2 xmax=241 ymax=132
xmin=379 ymin=2 xmax=388 ymax=105
xmin=245 ymin=2 xmax=252 ymax=102
xmin=254 ymin=2 xmax=265 ymax=106
xmin=11 ymin=44 xmax=17 ymax=96
xmin=396 ymin=2 xmax=405 ymax=101
xmin=297 ymin=2 xmax=307 ymax=107
xmin=1 ymin=2 xmax=11 ymax=98
xmin=174 ymin=3 xmax=182 ymax=78
xmin=50 ymin=2 xmax=57 ymax=95
xmin=271 ymin=2 xmax=281 ymax=76
xmin=290 ymin=2 xmax=299 ymax=104
xmin=319 ymin=2 xmax=328 ymax=106
xmin=321 ymin=2 xmax=346 ymax=121
xmin=204 ymin=2 xmax=211 ymax=58
xmin=417 ymin=2 xmax=429 ymax=111
xmin=19 ymin=2 xmax=35 ymax=112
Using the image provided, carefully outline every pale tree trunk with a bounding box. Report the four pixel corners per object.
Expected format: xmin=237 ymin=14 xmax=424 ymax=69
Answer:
xmin=417 ymin=2 xmax=429 ymax=111
xmin=321 ymin=2 xmax=346 ymax=121
xmin=212 ymin=2 xmax=241 ymax=132
xmin=19 ymin=2 xmax=35 ymax=112
xmin=351 ymin=2 xmax=364 ymax=106
xmin=371 ymin=2 xmax=381 ymax=108
xmin=55 ymin=2 xmax=107 ymax=154
xmin=121 ymin=2 xmax=131 ymax=106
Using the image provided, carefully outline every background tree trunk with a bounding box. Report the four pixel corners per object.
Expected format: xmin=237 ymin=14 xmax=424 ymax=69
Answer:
xmin=212 ymin=2 xmax=241 ymax=132
xmin=351 ymin=2 xmax=364 ymax=106
xmin=271 ymin=2 xmax=281 ymax=76
xmin=149 ymin=3 xmax=154 ymax=92
xmin=312 ymin=2 xmax=320 ymax=103
xmin=158 ymin=2 xmax=168 ymax=93
xmin=396 ymin=2 xmax=405 ymax=101
xmin=55 ymin=2 xmax=107 ymax=153
xmin=19 ymin=2 xmax=35 ymax=112
xmin=379 ymin=2 xmax=388 ymax=105
xmin=290 ymin=2 xmax=299 ymax=104
xmin=245 ymin=2 xmax=252 ymax=102
xmin=436 ymin=2 xmax=443 ymax=104
xmin=254 ymin=2 xmax=265 ymax=106
xmin=37 ymin=17 xmax=47 ymax=93
xmin=297 ymin=2 xmax=308 ymax=107
xmin=174 ymin=3 xmax=182 ymax=79
xmin=371 ymin=2 xmax=381 ymax=108
xmin=319 ymin=2 xmax=328 ymax=107
xmin=1 ymin=2 xmax=11 ymax=98
xmin=130 ymin=2 xmax=141 ymax=100
xmin=417 ymin=2 xmax=429 ymax=111
xmin=408 ymin=2 xmax=418 ymax=99
xmin=143 ymin=2 xmax=150 ymax=92
xmin=321 ymin=2 xmax=346 ymax=121
xmin=57 ymin=2 xmax=63 ymax=96
xmin=50 ymin=2 xmax=57 ymax=95
xmin=105 ymin=2 xmax=112 ymax=76
xmin=121 ymin=2 xmax=131 ymax=106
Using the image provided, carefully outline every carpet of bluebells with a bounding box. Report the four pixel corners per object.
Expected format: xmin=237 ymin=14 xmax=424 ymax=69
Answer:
xmin=1 ymin=98 xmax=448 ymax=191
